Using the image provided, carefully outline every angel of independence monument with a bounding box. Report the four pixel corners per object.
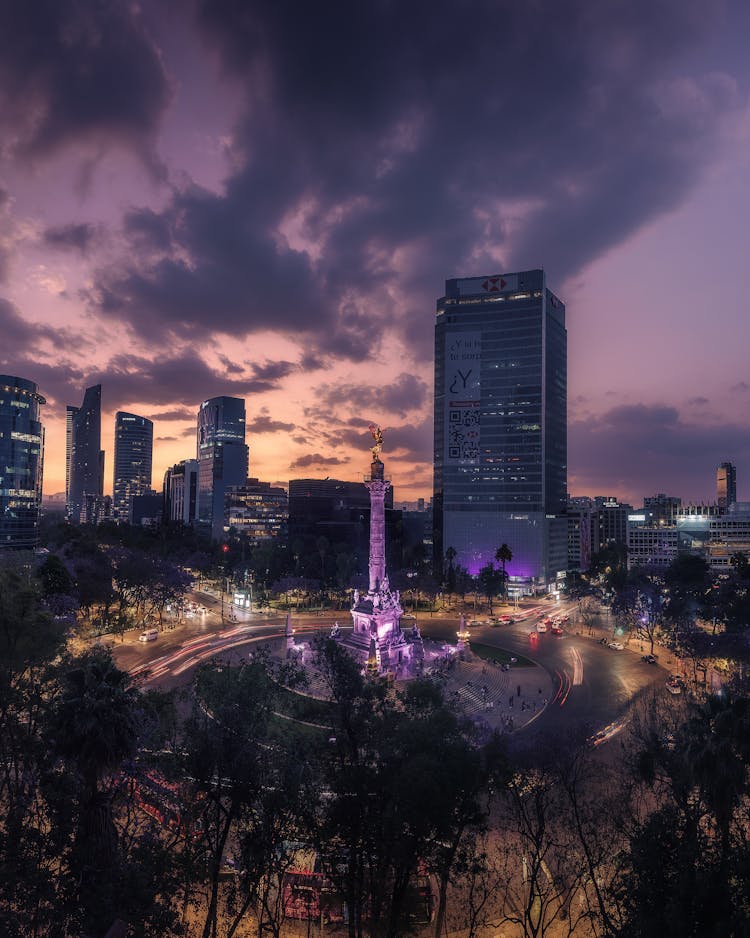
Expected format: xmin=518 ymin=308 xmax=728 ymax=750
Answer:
xmin=337 ymin=426 xmax=424 ymax=676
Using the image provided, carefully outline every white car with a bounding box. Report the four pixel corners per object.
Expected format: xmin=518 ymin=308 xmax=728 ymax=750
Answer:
xmin=536 ymin=621 xmax=547 ymax=633
xmin=608 ymin=641 xmax=624 ymax=650
xmin=666 ymin=681 xmax=682 ymax=695
xmin=138 ymin=628 xmax=158 ymax=642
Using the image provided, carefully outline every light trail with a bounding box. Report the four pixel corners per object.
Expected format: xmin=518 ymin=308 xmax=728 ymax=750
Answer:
xmin=570 ymin=647 xmax=584 ymax=686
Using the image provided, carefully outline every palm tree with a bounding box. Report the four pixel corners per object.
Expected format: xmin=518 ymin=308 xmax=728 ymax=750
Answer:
xmin=316 ymin=535 xmax=330 ymax=587
xmin=49 ymin=648 xmax=142 ymax=879
xmin=495 ymin=543 xmax=513 ymax=600
xmin=444 ymin=546 xmax=457 ymax=599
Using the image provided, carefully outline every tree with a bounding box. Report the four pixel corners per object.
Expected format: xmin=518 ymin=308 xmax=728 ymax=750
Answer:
xmin=180 ymin=653 xmax=307 ymax=938
xmin=444 ymin=546 xmax=457 ymax=596
xmin=311 ymin=639 xmax=494 ymax=938
xmin=479 ymin=563 xmax=503 ymax=614
xmin=496 ymin=544 xmax=513 ymax=600
xmin=663 ymin=553 xmax=710 ymax=635
xmin=47 ymin=647 xmax=145 ymax=934
xmin=36 ymin=553 xmax=74 ymax=599
xmin=729 ymin=551 xmax=750 ymax=580
xmin=316 ymin=535 xmax=330 ymax=585
xmin=614 ymin=689 xmax=750 ymax=938
xmin=455 ymin=564 xmax=475 ymax=606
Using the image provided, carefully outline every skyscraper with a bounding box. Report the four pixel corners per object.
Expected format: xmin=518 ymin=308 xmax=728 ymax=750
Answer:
xmin=113 ymin=411 xmax=153 ymax=521
xmin=197 ymin=396 xmax=248 ymax=540
xmin=433 ymin=269 xmax=567 ymax=592
xmin=163 ymin=459 xmax=199 ymax=524
xmin=0 ymin=375 xmax=45 ymax=549
xmin=717 ymin=462 xmax=737 ymax=510
xmin=67 ymin=384 xmax=104 ymax=524
xmin=65 ymin=404 xmax=78 ymax=516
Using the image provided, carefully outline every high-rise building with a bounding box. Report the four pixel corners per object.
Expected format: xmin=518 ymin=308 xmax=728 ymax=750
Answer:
xmin=196 ymin=396 xmax=248 ymax=540
xmin=163 ymin=459 xmax=199 ymax=524
xmin=65 ymin=405 xmax=78 ymax=516
xmin=717 ymin=462 xmax=737 ymax=510
xmin=113 ymin=412 xmax=153 ymax=521
xmin=67 ymin=384 xmax=104 ymax=524
xmin=0 ymin=375 xmax=45 ymax=549
xmin=433 ymin=270 xmax=567 ymax=591
xmin=596 ymin=498 xmax=633 ymax=548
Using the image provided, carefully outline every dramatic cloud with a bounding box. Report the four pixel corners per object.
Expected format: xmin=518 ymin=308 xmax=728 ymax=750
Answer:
xmin=83 ymin=349 xmax=292 ymax=410
xmin=310 ymin=374 xmax=429 ymax=421
xmin=250 ymin=360 xmax=297 ymax=382
xmin=246 ymin=413 xmax=296 ymax=434
xmin=289 ymin=453 xmax=350 ymax=471
xmin=85 ymin=0 xmax=735 ymax=363
xmin=43 ymin=223 xmax=98 ymax=254
xmin=3 ymin=0 xmax=748 ymax=499
xmin=569 ymin=403 xmax=750 ymax=502
xmin=147 ymin=407 xmax=196 ymax=422
xmin=0 ymin=1 xmax=170 ymax=166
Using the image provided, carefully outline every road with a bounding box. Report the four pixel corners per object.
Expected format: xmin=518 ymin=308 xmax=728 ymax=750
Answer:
xmin=111 ymin=592 xmax=669 ymax=741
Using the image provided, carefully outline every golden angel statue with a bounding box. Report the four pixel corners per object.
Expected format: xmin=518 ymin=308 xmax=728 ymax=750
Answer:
xmin=368 ymin=423 xmax=384 ymax=461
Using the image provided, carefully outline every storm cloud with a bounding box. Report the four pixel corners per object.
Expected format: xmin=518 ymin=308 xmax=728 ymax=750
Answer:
xmin=85 ymin=0 xmax=736 ymax=363
xmin=569 ymin=403 xmax=750 ymax=502
xmin=0 ymin=0 xmax=170 ymax=166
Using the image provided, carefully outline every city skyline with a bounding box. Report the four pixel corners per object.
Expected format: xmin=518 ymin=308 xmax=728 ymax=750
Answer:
xmin=1 ymin=2 xmax=749 ymax=504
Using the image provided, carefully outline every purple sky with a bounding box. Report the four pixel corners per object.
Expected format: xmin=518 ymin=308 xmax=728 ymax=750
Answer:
xmin=1 ymin=0 xmax=748 ymax=505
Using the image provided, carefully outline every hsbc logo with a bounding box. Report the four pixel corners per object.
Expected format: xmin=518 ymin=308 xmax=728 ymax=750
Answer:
xmin=457 ymin=273 xmax=518 ymax=296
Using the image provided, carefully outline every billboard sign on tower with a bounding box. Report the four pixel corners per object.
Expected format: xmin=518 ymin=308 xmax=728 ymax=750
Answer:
xmin=457 ymin=274 xmax=518 ymax=295
xmin=445 ymin=332 xmax=481 ymax=462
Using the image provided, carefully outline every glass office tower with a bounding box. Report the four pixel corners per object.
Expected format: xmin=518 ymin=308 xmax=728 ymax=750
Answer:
xmin=717 ymin=462 xmax=737 ymax=510
xmin=67 ymin=384 xmax=104 ymax=524
xmin=65 ymin=404 xmax=78 ymax=516
xmin=434 ymin=269 xmax=567 ymax=591
xmin=197 ymin=396 xmax=248 ymax=540
xmin=0 ymin=375 xmax=46 ymax=549
xmin=113 ymin=412 xmax=153 ymax=521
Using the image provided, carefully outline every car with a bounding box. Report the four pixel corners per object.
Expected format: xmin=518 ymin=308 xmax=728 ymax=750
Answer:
xmin=138 ymin=628 xmax=158 ymax=642
xmin=529 ymin=631 xmax=539 ymax=642
xmin=666 ymin=681 xmax=682 ymax=695
xmin=608 ymin=641 xmax=624 ymax=650
xmin=551 ymin=625 xmax=564 ymax=635
xmin=536 ymin=621 xmax=548 ymax=633
xmin=642 ymin=654 xmax=657 ymax=664
xmin=499 ymin=615 xmax=514 ymax=624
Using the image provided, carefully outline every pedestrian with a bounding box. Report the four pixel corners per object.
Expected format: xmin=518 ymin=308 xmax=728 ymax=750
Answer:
xmin=538 ymin=687 xmax=542 ymax=694
xmin=517 ymin=684 xmax=521 ymax=697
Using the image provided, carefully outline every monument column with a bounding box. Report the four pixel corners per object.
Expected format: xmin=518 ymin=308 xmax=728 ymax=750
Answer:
xmin=365 ymin=457 xmax=389 ymax=594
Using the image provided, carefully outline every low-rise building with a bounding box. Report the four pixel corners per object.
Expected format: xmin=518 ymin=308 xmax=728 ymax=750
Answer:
xmin=225 ymin=478 xmax=288 ymax=543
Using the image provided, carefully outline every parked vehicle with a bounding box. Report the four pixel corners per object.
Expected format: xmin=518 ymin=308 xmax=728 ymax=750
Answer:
xmin=642 ymin=654 xmax=657 ymax=664
xmin=608 ymin=641 xmax=624 ymax=650
xmin=138 ymin=628 xmax=158 ymax=642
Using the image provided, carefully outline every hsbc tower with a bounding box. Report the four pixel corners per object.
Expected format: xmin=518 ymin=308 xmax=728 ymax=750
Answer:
xmin=433 ymin=269 xmax=567 ymax=593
